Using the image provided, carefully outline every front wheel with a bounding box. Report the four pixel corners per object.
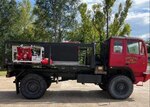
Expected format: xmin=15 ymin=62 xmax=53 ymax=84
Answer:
xmin=108 ymin=75 xmax=133 ymax=99
xmin=20 ymin=74 xmax=47 ymax=99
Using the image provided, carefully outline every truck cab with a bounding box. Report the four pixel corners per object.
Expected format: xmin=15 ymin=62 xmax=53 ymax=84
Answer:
xmin=108 ymin=37 xmax=148 ymax=83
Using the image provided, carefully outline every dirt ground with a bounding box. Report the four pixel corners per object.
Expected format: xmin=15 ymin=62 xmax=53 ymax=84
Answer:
xmin=0 ymin=77 xmax=149 ymax=107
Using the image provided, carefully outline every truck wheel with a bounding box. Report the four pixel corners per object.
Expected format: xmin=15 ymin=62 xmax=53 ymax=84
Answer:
xmin=99 ymin=83 xmax=107 ymax=91
xmin=47 ymin=83 xmax=51 ymax=89
xmin=45 ymin=79 xmax=51 ymax=89
xmin=20 ymin=74 xmax=47 ymax=99
xmin=108 ymin=75 xmax=133 ymax=99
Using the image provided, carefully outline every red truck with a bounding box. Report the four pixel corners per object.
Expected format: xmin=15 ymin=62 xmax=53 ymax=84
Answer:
xmin=4 ymin=37 xmax=150 ymax=99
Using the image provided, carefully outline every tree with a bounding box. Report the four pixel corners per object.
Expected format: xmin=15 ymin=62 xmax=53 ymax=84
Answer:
xmin=92 ymin=0 xmax=132 ymax=41
xmin=0 ymin=0 xmax=19 ymax=66
xmin=0 ymin=0 xmax=35 ymax=66
xmin=68 ymin=0 xmax=132 ymax=45
xmin=0 ymin=0 xmax=18 ymax=41
xmin=66 ymin=3 xmax=99 ymax=43
xmin=109 ymin=0 xmax=132 ymax=37
xmin=33 ymin=0 xmax=79 ymax=42
xmin=68 ymin=0 xmax=132 ymax=52
xmin=92 ymin=4 xmax=106 ymax=45
xmin=79 ymin=3 xmax=99 ymax=43
xmin=12 ymin=0 xmax=35 ymax=41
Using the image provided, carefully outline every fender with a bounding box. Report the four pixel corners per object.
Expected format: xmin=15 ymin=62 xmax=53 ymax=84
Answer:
xmin=108 ymin=66 xmax=135 ymax=82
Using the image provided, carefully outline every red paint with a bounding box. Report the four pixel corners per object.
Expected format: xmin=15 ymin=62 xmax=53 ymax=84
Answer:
xmin=41 ymin=58 xmax=53 ymax=65
xmin=17 ymin=47 xmax=32 ymax=61
xmin=143 ymin=74 xmax=150 ymax=82
xmin=109 ymin=38 xmax=126 ymax=67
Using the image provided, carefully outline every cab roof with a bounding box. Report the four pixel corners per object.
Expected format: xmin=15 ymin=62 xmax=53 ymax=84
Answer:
xmin=110 ymin=36 xmax=144 ymax=41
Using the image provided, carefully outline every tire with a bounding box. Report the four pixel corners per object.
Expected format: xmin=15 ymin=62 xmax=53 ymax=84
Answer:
xmin=20 ymin=74 xmax=47 ymax=99
xmin=99 ymin=83 xmax=107 ymax=91
xmin=45 ymin=78 xmax=51 ymax=89
xmin=108 ymin=75 xmax=133 ymax=99
xmin=47 ymin=83 xmax=51 ymax=89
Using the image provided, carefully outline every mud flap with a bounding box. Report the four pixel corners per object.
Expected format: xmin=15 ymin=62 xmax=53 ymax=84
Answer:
xmin=13 ymin=79 xmax=20 ymax=94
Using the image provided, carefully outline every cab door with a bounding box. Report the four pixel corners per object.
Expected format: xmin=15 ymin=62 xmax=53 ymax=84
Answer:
xmin=109 ymin=39 xmax=125 ymax=67
xmin=125 ymin=40 xmax=147 ymax=76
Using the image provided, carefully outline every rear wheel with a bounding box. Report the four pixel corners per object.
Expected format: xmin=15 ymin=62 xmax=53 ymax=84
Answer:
xmin=46 ymin=82 xmax=51 ymax=89
xmin=20 ymin=74 xmax=47 ymax=99
xmin=45 ymin=78 xmax=52 ymax=89
xmin=108 ymin=75 xmax=133 ymax=99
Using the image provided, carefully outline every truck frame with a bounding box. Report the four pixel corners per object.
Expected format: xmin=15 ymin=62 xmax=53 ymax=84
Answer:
xmin=3 ymin=37 xmax=150 ymax=99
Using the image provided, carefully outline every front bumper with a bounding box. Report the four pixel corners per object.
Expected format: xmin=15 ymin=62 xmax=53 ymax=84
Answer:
xmin=134 ymin=71 xmax=150 ymax=84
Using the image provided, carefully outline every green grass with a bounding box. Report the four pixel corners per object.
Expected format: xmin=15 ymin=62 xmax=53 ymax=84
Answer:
xmin=0 ymin=71 xmax=6 ymax=76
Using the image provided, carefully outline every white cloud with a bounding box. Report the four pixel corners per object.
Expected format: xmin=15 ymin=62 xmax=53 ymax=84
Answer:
xmin=136 ymin=33 xmax=150 ymax=41
xmin=82 ymin=0 xmax=101 ymax=4
xmin=126 ymin=12 xmax=150 ymax=24
xmin=143 ymin=8 xmax=150 ymax=11
xmin=133 ymin=0 xmax=149 ymax=5
xmin=82 ymin=0 xmax=102 ymax=10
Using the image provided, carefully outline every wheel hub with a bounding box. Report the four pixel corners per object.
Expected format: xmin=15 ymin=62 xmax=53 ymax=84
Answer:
xmin=117 ymin=83 xmax=125 ymax=91
xmin=27 ymin=81 xmax=39 ymax=92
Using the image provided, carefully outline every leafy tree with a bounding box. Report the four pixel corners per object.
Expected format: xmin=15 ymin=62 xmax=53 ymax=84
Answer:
xmin=109 ymin=0 xmax=132 ymax=37
xmin=0 ymin=0 xmax=19 ymax=66
xmin=0 ymin=0 xmax=35 ymax=66
xmin=68 ymin=0 xmax=132 ymax=45
xmin=13 ymin=0 xmax=35 ymax=41
xmin=92 ymin=4 xmax=106 ymax=45
xmin=68 ymin=0 xmax=132 ymax=54
xmin=93 ymin=0 xmax=132 ymax=40
xmin=33 ymin=0 xmax=79 ymax=42
xmin=0 ymin=0 xmax=18 ymax=41
xmin=67 ymin=3 xmax=99 ymax=43
xmin=33 ymin=1 xmax=52 ymax=42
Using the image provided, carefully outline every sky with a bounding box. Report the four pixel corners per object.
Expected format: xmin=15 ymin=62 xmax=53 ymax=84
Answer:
xmin=17 ymin=0 xmax=150 ymax=41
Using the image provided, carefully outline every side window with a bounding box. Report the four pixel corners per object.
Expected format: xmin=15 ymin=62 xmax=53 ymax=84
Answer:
xmin=127 ymin=41 xmax=139 ymax=54
xmin=114 ymin=40 xmax=123 ymax=53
